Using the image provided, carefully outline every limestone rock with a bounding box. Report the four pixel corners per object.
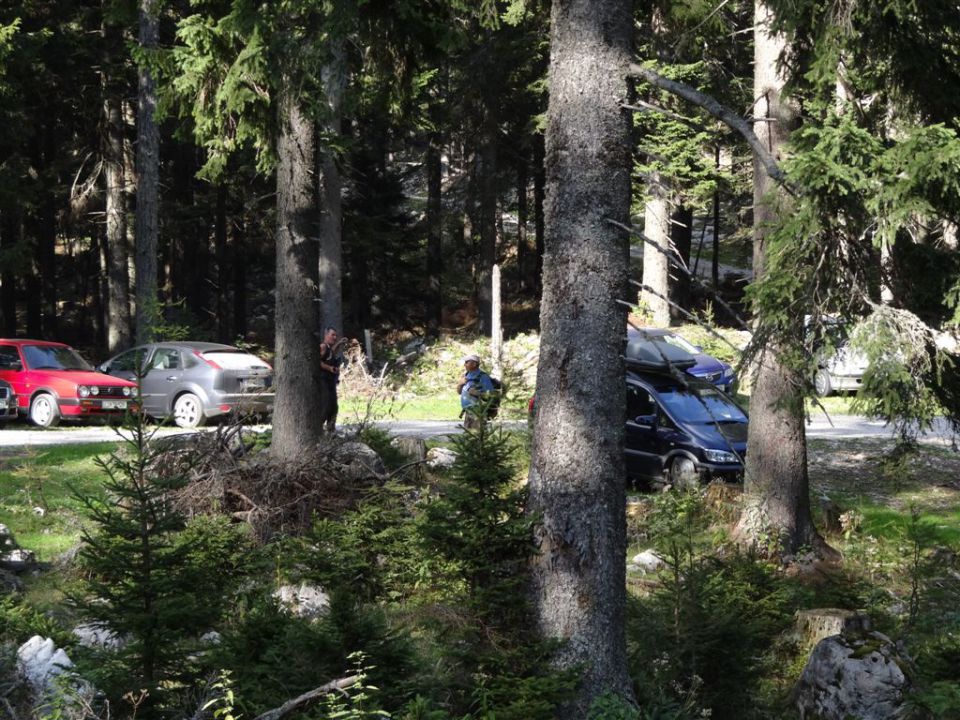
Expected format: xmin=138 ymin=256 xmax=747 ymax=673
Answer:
xmin=72 ymin=622 xmax=126 ymax=650
xmin=273 ymin=583 xmax=330 ymax=621
xmin=17 ymin=636 xmax=74 ymax=694
xmin=794 ymin=631 xmax=910 ymax=720
xmin=630 ymin=550 xmax=665 ymax=575
xmin=426 ymin=447 xmax=457 ymax=469
xmin=331 ymin=441 xmax=387 ymax=480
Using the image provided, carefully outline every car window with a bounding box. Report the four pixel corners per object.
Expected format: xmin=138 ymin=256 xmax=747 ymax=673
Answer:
xmin=110 ymin=349 xmax=148 ymax=373
xmin=626 ymin=385 xmax=656 ymax=419
xmin=203 ymin=351 xmax=270 ymax=370
xmin=656 ymin=387 xmax=746 ymax=424
xmin=23 ymin=345 xmax=92 ymax=371
xmin=0 ymin=346 xmax=21 ymax=370
xmin=151 ymin=348 xmax=181 ymax=371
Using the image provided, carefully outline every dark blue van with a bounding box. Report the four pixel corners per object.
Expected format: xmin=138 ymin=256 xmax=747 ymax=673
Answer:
xmin=624 ymin=365 xmax=748 ymax=488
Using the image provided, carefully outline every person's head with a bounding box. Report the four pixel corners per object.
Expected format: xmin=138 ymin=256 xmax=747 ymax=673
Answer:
xmin=323 ymin=327 xmax=338 ymax=345
xmin=462 ymin=354 xmax=481 ymax=372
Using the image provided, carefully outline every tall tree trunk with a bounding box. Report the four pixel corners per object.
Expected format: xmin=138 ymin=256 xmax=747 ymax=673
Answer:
xmin=477 ymin=125 xmax=498 ymax=335
xmin=641 ymin=175 xmax=671 ymax=326
xmin=271 ymin=88 xmax=324 ymax=459
xmin=736 ymin=1 xmax=830 ymax=557
xmin=712 ymin=148 xmax=721 ymax=289
xmin=527 ymin=0 xmax=635 ymax=713
xmin=318 ymin=38 xmax=346 ymax=334
xmin=426 ymin=132 xmax=443 ymax=336
xmin=231 ymin=195 xmax=247 ymax=340
xmin=215 ymin=184 xmax=228 ymax=342
xmin=669 ymin=204 xmax=692 ymax=323
xmin=103 ymin=73 xmax=132 ymax=353
xmin=134 ymin=0 xmax=160 ymax=343
xmin=0 ymin=212 xmax=17 ymax=336
xmin=517 ymin=160 xmax=529 ymax=292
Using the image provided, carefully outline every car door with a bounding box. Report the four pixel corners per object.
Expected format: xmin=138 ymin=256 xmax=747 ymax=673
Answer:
xmin=624 ymin=382 xmax=662 ymax=480
xmin=141 ymin=347 xmax=183 ymax=416
xmin=0 ymin=345 xmax=25 ymax=410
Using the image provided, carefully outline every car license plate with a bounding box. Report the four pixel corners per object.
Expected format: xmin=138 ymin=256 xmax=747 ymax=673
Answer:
xmin=242 ymin=378 xmax=265 ymax=390
xmin=101 ymin=400 xmax=127 ymax=410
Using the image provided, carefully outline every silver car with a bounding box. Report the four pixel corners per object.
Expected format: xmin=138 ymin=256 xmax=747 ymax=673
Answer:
xmin=99 ymin=342 xmax=274 ymax=428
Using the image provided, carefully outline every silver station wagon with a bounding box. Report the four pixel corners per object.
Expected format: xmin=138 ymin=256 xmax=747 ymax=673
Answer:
xmin=99 ymin=342 xmax=274 ymax=428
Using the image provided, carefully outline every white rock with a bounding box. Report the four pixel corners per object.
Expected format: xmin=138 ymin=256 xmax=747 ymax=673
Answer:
xmin=17 ymin=636 xmax=74 ymax=694
xmin=426 ymin=447 xmax=457 ymax=469
xmin=631 ymin=550 xmax=665 ymax=574
xmin=273 ymin=583 xmax=330 ymax=621
xmin=72 ymin=623 xmax=125 ymax=650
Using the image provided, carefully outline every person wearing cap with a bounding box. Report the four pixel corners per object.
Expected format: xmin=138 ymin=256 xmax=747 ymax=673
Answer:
xmin=457 ymin=354 xmax=495 ymax=429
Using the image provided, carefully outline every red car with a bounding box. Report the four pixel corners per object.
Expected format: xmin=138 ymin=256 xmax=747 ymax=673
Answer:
xmin=0 ymin=339 xmax=138 ymax=427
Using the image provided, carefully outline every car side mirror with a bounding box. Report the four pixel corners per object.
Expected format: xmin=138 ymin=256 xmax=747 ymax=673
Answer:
xmin=97 ymin=363 xmax=108 ymax=373
xmin=634 ymin=413 xmax=657 ymax=428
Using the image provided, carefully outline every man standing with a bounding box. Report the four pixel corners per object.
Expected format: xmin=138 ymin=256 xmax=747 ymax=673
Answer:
xmin=318 ymin=327 xmax=341 ymax=434
xmin=457 ymin=354 xmax=495 ymax=430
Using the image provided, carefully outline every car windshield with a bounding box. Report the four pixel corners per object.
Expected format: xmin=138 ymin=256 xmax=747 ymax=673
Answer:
xmin=203 ymin=351 xmax=270 ymax=370
xmin=656 ymin=386 xmax=746 ymax=424
xmin=23 ymin=345 xmax=93 ymax=371
xmin=657 ymin=333 xmax=699 ymax=354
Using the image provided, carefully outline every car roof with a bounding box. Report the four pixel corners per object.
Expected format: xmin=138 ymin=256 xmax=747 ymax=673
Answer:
xmin=625 ymin=330 xmax=696 ymax=370
xmin=143 ymin=341 xmax=240 ymax=352
xmin=0 ymin=339 xmax=69 ymax=347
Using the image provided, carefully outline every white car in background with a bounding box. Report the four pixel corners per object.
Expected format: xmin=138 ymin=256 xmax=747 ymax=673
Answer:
xmin=99 ymin=342 xmax=274 ymax=428
xmin=810 ymin=317 xmax=869 ymax=397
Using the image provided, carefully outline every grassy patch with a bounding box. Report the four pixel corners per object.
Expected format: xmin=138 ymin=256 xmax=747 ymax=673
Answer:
xmin=0 ymin=443 xmax=113 ymax=560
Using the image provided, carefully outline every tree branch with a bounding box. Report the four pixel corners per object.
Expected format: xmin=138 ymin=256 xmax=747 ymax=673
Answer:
xmin=628 ymin=63 xmax=793 ymax=193
xmin=252 ymin=675 xmax=359 ymax=720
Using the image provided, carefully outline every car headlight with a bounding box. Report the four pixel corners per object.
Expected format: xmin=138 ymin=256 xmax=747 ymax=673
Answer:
xmin=722 ymin=367 xmax=735 ymax=380
xmin=78 ymin=386 xmax=90 ymax=398
xmin=90 ymin=386 xmax=100 ymax=396
xmin=122 ymin=387 xmax=132 ymax=397
xmin=704 ymin=449 xmax=739 ymax=464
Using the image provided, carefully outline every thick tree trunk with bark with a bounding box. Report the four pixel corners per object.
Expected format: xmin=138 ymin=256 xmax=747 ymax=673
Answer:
xmin=134 ymin=0 xmax=160 ymax=343
xmin=736 ymin=1 xmax=830 ymax=557
xmin=103 ymin=85 xmax=132 ymax=353
xmin=527 ymin=0 xmax=635 ymax=714
xmin=318 ymin=38 xmax=346 ymax=334
xmin=669 ymin=204 xmax=692 ymax=322
xmin=426 ymin=133 xmax=443 ymax=336
xmin=271 ymin=89 xmax=324 ymax=459
xmin=642 ymin=175 xmax=671 ymax=326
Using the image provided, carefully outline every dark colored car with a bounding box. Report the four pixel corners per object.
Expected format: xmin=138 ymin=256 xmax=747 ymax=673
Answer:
xmin=628 ymin=328 xmax=736 ymax=393
xmin=0 ymin=339 xmax=138 ymax=427
xmin=625 ymin=365 xmax=748 ymax=488
xmin=0 ymin=379 xmax=16 ymax=422
xmin=100 ymin=341 xmax=274 ymax=428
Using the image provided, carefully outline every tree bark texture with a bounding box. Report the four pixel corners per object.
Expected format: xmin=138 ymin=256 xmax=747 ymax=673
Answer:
xmin=318 ymin=37 xmax=346 ymax=334
xmin=426 ymin=133 xmax=443 ymax=335
xmin=134 ymin=0 xmax=160 ymax=343
xmin=528 ymin=0 xmax=635 ymax=713
xmin=103 ymin=89 xmax=132 ymax=353
xmin=737 ymin=1 xmax=828 ymax=556
xmin=669 ymin=204 xmax=692 ymax=323
xmin=641 ymin=175 xmax=671 ymax=327
xmin=271 ymin=88 xmax=324 ymax=460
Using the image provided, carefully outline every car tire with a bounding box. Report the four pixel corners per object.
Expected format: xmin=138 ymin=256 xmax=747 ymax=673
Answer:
xmin=669 ymin=456 xmax=700 ymax=491
xmin=814 ymin=369 xmax=833 ymax=397
xmin=172 ymin=393 xmax=205 ymax=429
xmin=29 ymin=393 xmax=60 ymax=428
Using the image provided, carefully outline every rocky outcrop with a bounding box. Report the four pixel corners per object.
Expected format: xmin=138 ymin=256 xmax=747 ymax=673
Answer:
xmin=0 ymin=524 xmax=37 ymax=575
xmin=793 ymin=611 xmax=910 ymax=720
xmin=273 ymin=583 xmax=331 ymax=621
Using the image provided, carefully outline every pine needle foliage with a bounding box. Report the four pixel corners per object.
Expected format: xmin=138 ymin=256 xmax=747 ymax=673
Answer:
xmin=71 ymin=417 xmax=247 ymax=718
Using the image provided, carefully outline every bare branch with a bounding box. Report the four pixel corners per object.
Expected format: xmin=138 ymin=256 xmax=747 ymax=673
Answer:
xmin=628 ymin=63 xmax=793 ymax=193
xmin=252 ymin=675 xmax=359 ymax=720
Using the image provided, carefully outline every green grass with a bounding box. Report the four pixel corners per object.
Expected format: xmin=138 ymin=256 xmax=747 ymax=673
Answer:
xmin=0 ymin=443 xmax=114 ymax=560
xmin=340 ymin=394 xmax=530 ymax=422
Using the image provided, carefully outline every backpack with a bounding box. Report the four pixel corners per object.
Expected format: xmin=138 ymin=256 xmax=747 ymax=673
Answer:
xmin=486 ymin=376 xmax=503 ymax=418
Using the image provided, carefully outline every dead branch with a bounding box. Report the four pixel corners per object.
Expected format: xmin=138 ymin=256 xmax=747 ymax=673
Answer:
xmin=252 ymin=675 xmax=359 ymax=720
xmin=628 ymin=63 xmax=792 ymax=192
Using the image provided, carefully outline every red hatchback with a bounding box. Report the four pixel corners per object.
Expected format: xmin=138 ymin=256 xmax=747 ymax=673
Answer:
xmin=0 ymin=339 xmax=138 ymax=427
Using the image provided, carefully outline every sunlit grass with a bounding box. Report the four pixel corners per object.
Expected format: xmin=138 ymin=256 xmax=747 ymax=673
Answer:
xmin=0 ymin=443 xmax=114 ymax=561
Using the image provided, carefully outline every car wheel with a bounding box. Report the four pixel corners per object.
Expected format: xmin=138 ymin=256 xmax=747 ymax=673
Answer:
xmin=814 ymin=369 xmax=833 ymax=397
xmin=669 ymin=456 xmax=700 ymax=491
xmin=173 ymin=393 xmax=205 ymax=429
xmin=29 ymin=394 xmax=60 ymax=428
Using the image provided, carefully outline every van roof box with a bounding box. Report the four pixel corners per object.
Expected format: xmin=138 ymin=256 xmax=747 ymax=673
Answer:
xmin=624 ymin=337 xmax=697 ymax=370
